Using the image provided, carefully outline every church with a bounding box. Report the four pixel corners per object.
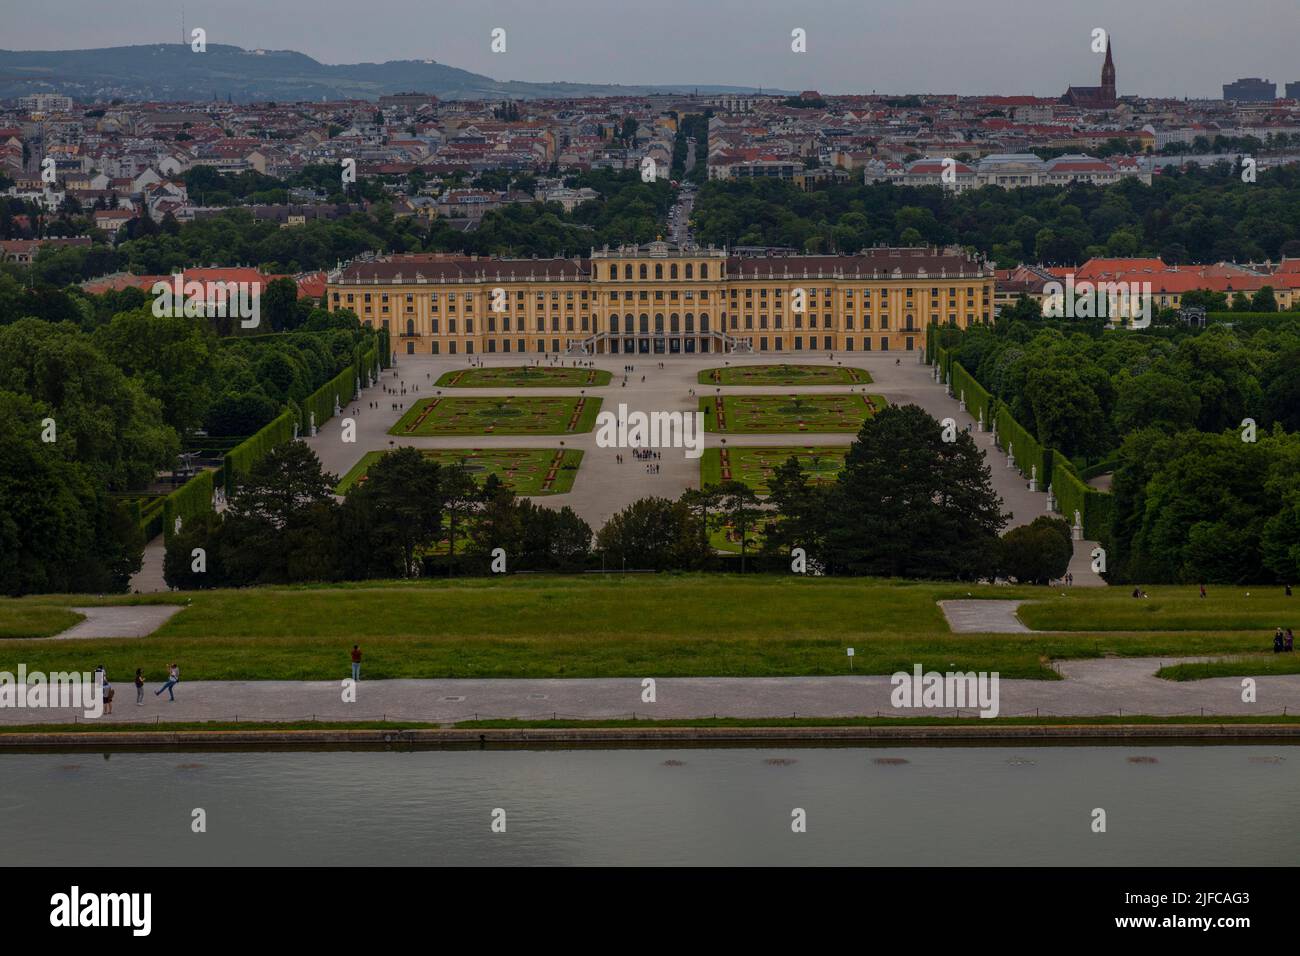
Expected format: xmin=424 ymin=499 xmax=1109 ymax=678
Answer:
xmin=1062 ymin=40 xmax=1117 ymax=109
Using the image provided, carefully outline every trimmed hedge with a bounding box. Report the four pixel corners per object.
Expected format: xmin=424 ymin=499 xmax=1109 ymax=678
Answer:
xmin=223 ymin=407 xmax=298 ymax=496
xmin=951 ymin=362 xmax=995 ymax=428
xmin=162 ymin=468 xmax=215 ymax=541
xmin=995 ymin=404 xmax=1051 ymax=489
xmin=1051 ymin=450 xmax=1114 ymax=542
xmin=301 ymin=365 xmax=356 ymax=434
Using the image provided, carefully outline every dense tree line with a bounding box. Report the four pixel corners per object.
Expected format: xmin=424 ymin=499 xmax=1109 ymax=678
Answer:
xmin=0 ymin=302 xmax=377 ymax=594
xmin=690 ymin=163 xmax=1300 ymax=265
xmin=944 ymin=316 xmax=1300 ymax=584
xmin=164 ymin=443 xmax=593 ymax=586
xmin=946 ymin=316 xmax=1300 ymax=461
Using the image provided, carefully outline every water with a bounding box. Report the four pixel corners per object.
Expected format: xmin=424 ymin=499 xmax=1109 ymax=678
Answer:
xmin=3 ymin=745 xmax=1295 ymax=866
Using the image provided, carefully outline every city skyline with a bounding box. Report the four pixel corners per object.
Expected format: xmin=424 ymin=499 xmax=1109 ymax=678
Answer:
xmin=4 ymin=0 xmax=1298 ymax=100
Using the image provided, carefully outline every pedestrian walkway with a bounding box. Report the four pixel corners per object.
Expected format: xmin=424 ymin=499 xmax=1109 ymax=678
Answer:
xmin=938 ymin=600 xmax=1031 ymax=633
xmin=2 ymin=661 xmax=1295 ymax=724
xmin=46 ymin=605 xmax=185 ymax=640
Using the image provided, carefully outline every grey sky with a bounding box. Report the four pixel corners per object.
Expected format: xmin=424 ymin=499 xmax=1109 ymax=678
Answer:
xmin=7 ymin=0 xmax=1298 ymax=98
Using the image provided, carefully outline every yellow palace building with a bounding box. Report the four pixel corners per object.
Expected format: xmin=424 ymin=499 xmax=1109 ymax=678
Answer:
xmin=326 ymin=241 xmax=994 ymax=357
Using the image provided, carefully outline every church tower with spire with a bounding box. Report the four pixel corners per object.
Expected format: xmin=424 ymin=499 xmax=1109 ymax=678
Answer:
xmin=1101 ymin=39 xmax=1116 ymax=106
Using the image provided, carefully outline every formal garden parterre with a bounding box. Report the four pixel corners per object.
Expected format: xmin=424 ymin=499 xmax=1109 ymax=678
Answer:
xmin=336 ymin=448 xmax=583 ymax=495
xmin=698 ymin=364 xmax=872 ymax=386
xmin=701 ymin=393 xmax=887 ymax=433
xmin=391 ymin=395 xmax=603 ymax=435
xmin=701 ymin=446 xmax=848 ymax=493
xmin=434 ymin=366 xmax=612 ymax=388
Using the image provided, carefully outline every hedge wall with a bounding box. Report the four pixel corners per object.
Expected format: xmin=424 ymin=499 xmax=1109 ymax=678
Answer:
xmin=301 ymin=365 xmax=356 ymax=434
xmin=1051 ymin=450 xmax=1114 ymax=542
xmin=995 ymin=404 xmax=1051 ymax=489
xmin=162 ymin=468 xmax=215 ymax=541
xmin=951 ymin=362 xmax=995 ymax=428
xmin=223 ymin=406 xmax=298 ymax=496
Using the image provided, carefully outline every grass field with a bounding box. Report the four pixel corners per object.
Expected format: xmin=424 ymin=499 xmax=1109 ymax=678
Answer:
xmin=702 ymin=393 xmax=886 ymax=433
xmin=701 ymin=446 xmax=847 ymax=492
xmin=391 ymin=395 xmax=603 ymax=436
xmin=0 ymin=605 xmax=83 ymax=639
xmin=336 ymin=448 xmax=583 ymax=495
xmin=1017 ymin=587 xmax=1300 ymax=631
xmin=0 ymin=577 xmax=1292 ymax=682
xmin=434 ymin=366 xmax=612 ymax=388
xmin=699 ymin=364 xmax=871 ymax=386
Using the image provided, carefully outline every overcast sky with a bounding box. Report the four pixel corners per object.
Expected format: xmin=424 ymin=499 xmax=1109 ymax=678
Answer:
xmin=8 ymin=0 xmax=1298 ymax=98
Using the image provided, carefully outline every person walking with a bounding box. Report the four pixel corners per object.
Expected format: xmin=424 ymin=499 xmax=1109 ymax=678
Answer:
xmin=134 ymin=668 xmax=145 ymax=706
xmin=155 ymin=663 xmax=180 ymax=701
xmin=1199 ymin=583 xmax=1207 ymax=599
xmin=350 ymin=645 xmax=362 ymax=682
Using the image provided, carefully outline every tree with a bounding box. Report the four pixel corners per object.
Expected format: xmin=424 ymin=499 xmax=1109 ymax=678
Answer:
xmin=262 ymin=276 xmax=302 ymax=333
xmin=441 ymin=464 xmax=480 ymax=564
xmin=345 ymin=447 xmax=443 ymax=577
xmin=220 ymin=441 xmax=338 ymax=584
xmin=999 ymin=517 xmax=1073 ymax=584
xmin=712 ymin=480 xmax=764 ymax=572
xmin=596 ymin=497 xmax=701 ymax=571
xmin=821 ymin=404 xmax=1008 ymax=578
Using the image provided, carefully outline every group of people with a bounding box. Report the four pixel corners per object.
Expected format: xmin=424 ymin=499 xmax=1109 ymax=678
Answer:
xmin=1273 ymin=628 xmax=1295 ymax=653
xmin=92 ymin=663 xmax=181 ymax=714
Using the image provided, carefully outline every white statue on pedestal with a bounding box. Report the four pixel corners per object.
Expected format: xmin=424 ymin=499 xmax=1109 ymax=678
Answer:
xmin=1006 ymin=442 xmax=1014 ymax=467
xmin=1029 ymin=464 xmax=1038 ymax=493
xmin=309 ymin=411 xmax=317 ymax=437
xmin=1072 ymin=509 xmax=1084 ymax=540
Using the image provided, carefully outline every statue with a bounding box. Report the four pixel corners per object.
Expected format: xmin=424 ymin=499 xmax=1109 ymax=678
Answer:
xmin=959 ymin=389 xmax=966 ymax=412
xmin=977 ymin=409 xmax=984 ymax=432
xmin=1006 ymin=442 xmax=1014 ymax=468
xmin=1072 ymin=509 xmax=1084 ymax=541
xmin=293 ymin=422 xmax=299 ymax=439
xmin=309 ymin=411 xmax=317 ymax=437
xmin=1029 ymin=464 xmax=1038 ymax=493
xmin=333 ymin=394 xmax=341 ymax=417
xmin=1045 ymin=482 xmax=1055 ymax=511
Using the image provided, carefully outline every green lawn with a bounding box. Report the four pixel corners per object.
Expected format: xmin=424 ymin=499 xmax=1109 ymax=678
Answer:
xmin=699 ymin=364 xmax=871 ymax=386
xmin=0 ymin=605 xmax=84 ymax=639
xmin=0 ymin=577 xmax=1292 ymax=682
xmin=702 ymin=393 xmax=886 ymax=433
xmin=391 ymin=396 xmax=603 ymax=436
xmin=1017 ymin=587 xmax=1300 ymax=631
xmin=435 ymin=366 xmax=612 ymax=388
xmin=336 ymin=448 xmax=583 ymax=495
xmin=701 ymin=445 xmax=847 ymax=492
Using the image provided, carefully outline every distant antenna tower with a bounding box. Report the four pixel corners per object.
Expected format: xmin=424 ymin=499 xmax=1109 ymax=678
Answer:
xmin=181 ymin=6 xmax=185 ymax=45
